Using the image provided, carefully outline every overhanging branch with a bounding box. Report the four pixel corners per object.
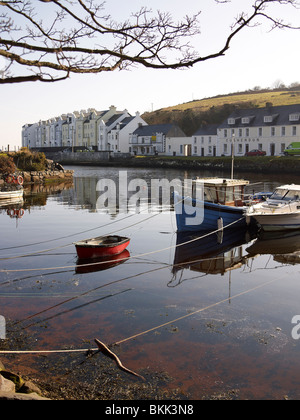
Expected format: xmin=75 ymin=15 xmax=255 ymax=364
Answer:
xmin=0 ymin=0 xmax=299 ymax=83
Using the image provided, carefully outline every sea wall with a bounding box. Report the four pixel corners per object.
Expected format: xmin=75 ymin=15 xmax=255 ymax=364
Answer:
xmin=45 ymin=152 xmax=300 ymax=174
xmin=0 ymin=169 xmax=73 ymax=186
xmin=21 ymin=169 xmax=73 ymax=184
xmin=48 ymin=151 xmax=111 ymax=164
xmin=100 ymin=156 xmax=300 ymax=174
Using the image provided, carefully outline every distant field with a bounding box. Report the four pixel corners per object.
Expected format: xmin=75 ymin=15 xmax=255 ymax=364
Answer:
xmin=162 ymin=88 xmax=300 ymax=113
xmin=142 ymin=86 xmax=300 ymax=136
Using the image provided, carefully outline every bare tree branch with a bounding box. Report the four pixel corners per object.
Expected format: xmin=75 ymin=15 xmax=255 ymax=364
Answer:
xmin=0 ymin=0 xmax=299 ymax=84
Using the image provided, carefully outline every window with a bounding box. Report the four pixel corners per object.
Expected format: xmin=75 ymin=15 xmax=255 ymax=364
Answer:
xmin=194 ymin=146 xmax=197 ymax=154
xmin=293 ymin=126 xmax=297 ymax=136
xmin=228 ymin=118 xmax=235 ymax=125
xmin=264 ymin=115 xmax=273 ymax=123
xmin=271 ymin=127 xmax=275 ymax=136
xmin=224 ymin=129 xmax=227 ymax=138
xmin=258 ymin=127 xmax=262 ymax=136
xmin=242 ymin=117 xmax=249 ymax=124
xmin=224 ymin=144 xmax=228 ymax=154
xmin=246 ymin=128 xmax=249 ymax=137
xmin=238 ymin=144 xmax=243 ymax=154
xmin=289 ymin=113 xmax=300 ymax=122
xmin=239 ymin=128 xmax=242 ymax=137
xmin=281 ymin=127 xmax=286 ymax=136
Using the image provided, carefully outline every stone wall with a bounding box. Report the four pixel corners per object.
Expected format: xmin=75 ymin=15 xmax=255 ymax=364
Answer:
xmin=21 ymin=169 xmax=74 ymax=184
xmin=49 ymin=151 xmax=110 ymax=164
xmin=0 ymin=169 xmax=73 ymax=186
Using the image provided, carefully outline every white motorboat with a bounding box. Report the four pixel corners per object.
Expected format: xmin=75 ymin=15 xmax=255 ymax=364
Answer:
xmin=246 ymin=184 xmax=300 ymax=231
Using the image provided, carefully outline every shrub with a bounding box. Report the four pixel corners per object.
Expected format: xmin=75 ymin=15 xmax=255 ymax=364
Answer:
xmin=13 ymin=150 xmax=47 ymax=171
xmin=0 ymin=154 xmax=16 ymax=174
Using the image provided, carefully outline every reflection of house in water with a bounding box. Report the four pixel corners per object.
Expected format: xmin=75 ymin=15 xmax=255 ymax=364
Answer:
xmin=73 ymin=177 xmax=99 ymax=211
xmin=171 ymin=228 xmax=256 ymax=286
xmin=71 ymin=175 xmax=177 ymax=215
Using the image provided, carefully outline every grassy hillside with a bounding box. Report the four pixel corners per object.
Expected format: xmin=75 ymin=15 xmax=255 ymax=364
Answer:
xmin=142 ymin=86 xmax=300 ymax=136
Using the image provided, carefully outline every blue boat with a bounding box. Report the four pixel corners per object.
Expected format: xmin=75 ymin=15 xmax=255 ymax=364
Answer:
xmin=174 ymin=178 xmax=251 ymax=232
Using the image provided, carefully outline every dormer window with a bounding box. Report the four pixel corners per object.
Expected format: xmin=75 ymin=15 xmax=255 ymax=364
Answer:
xmin=264 ymin=115 xmax=273 ymax=123
xmin=242 ymin=117 xmax=250 ymax=124
xmin=289 ymin=113 xmax=300 ymax=122
xmin=228 ymin=118 xmax=235 ymax=125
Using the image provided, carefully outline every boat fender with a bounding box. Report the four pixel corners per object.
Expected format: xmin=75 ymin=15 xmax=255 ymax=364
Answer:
xmin=217 ymin=217 xmax=224 ymax=231
xmin=217 ymin=217 xmax=224 ymax=244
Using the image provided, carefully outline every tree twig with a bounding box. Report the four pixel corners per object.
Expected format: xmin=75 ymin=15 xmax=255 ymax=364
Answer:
xmin=94 ymin=338 xmax=145 ymax=381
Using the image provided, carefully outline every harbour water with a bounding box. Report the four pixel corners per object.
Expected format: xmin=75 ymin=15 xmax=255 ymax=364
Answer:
xmin=1 ymin=166 xmax=300 ymax=399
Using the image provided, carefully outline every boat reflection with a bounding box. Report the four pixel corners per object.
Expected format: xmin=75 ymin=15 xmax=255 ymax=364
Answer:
xmin=171 ymin=227 xmax=257 ymax=286
xmin=0 ymin=197 xmax=25 ymax=223
xmin=75 ymin=249 xmax=130 ymax=274
xmin=246 ymin=230 xmax=300 ymax=266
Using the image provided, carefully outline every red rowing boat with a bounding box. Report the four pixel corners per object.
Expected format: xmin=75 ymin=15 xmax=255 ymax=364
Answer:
xmin=74 ymin=235 xmax=130 ymax=259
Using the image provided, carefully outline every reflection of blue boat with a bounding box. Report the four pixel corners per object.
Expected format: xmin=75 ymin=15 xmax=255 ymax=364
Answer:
xmin=172 ymin=227 xmax=256 ymax=278
xmin=174 ymin=178 xmax=250 ymax=232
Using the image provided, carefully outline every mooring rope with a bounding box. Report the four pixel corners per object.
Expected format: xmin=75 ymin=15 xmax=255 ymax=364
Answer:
xmin=0 ymin=217 xmax=245 ymax=272
xmin=0 ymin=211 xmax=160 ymax=261
xmin=0 ymin=276 xmax=280 ymax=355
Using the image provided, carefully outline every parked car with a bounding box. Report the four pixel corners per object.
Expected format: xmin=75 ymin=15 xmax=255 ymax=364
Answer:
xmin=284 ymin=142 xmax=300 ymax=156
xmin=245 ymin=149 xmax=266 ymax=156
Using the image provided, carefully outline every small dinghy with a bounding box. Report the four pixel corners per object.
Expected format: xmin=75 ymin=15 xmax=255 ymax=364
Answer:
xmin=0 ymin=189 xmax=23 ymax=200
xmin=74 ymin=235 xmax=130 ymax=259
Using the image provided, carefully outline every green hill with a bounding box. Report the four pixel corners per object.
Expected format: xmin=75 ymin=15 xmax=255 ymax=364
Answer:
xmin=142 ymin=86 xmax=300 ymax=136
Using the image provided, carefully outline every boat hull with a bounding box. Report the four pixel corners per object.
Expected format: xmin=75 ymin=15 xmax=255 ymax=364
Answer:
xmin=174 ymin=192 xmax=247 ymax=232
xmin=0 ymin=189 xmax=23 ymax=199
xmin=75 ymin=235 xmax=130 ymax=259
xmin=252 ymin=213 xmax=300 ymax=231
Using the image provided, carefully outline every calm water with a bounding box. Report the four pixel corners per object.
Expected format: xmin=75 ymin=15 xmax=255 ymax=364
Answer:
xmin=1 ymin=166 xmax=300 ymax=399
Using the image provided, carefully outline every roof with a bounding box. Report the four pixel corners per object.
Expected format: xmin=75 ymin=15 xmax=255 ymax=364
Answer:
xmin=106 ymin=114 xmax=123 ymax=127
xmin=108 ymin=116 xmax=135 ymax=133
xmin=276 ymin=184 xmax=300 ymax=190
xmin=194 ymin=177 xmax=249 ymax=186
xmin=218 ymin=104 xmax=300 ymax=129
xmin=133 ymin=123 xmax=185 ymax=136
xmin=193 ymin=124 xmax=219 ymax=136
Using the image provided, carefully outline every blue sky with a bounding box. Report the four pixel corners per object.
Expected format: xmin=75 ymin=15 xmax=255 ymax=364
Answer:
xmin=0 ymin=0 xmax=299 ymax=149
